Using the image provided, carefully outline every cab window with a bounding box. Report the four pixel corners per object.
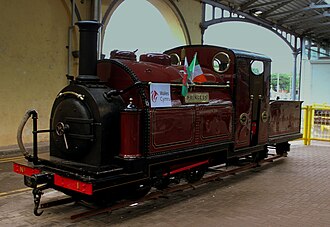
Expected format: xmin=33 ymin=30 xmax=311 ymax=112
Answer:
xmin=213 ymin=52 xmax=230 ymax=73
xmin=251 ymin=60 xmax=264 ymax=75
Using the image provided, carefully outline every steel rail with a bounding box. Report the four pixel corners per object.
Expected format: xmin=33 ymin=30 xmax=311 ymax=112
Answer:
xmin=70 ymin=154 xmax=283 ymax=220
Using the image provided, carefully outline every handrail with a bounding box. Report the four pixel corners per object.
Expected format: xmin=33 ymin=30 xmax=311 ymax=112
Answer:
xmin=302 ymin=104 xmax=330 ymax=145
xmin=17 ymin=110 xmax=53 ymax=164
xmin=17 ymin=110 xmax=38 ymax=162
xmin=148 ymin=81 xmax=230 ymax=88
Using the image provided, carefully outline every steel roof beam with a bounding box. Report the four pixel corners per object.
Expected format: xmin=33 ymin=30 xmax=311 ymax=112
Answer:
xmin=309 ymin=3 xmax=330 ymax=9
xmin=206 ymin=0 xmax=330 ymax=46
xmin=238 ymin=0 xmax=260 ymax=10
xmin=203 ymin=0 xmax=276 ymax=30
xmin=267 ymin=3 xmax=330 ymax=18
xmin=242 ymin=0 xmax=291 ymax=11
xmin=279 ymin=14 xmax=326 ymax=25
xmin=260 ymin=1 xmax=292 ymax=17
xmin=323 ymin=11 xmax=330 ymax=16
xmin=302 ymin=21 xmax=330 ymax=31
xmin=293 ymin=21 xmax=330 ymax=35
xmin=317 ymin=33 xmax=330 ymax=38
xmin=308 ymin=27 xmax=330 ymax=34
xmin=201 ymin=0 xmax=301 ymax=51
xmin=274 ymin=12 xmax=304 ymax=25
xmin=304 ymin=31 xmax=330 ymax=44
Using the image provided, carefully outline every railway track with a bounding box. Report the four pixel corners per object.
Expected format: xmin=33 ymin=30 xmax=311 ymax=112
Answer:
xmin=38 ymin=153 xmax=284 ymax=220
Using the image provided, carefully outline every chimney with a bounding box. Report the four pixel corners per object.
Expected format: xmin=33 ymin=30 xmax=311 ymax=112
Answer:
xmin=75 ymin=21 xmax=102 ymax=81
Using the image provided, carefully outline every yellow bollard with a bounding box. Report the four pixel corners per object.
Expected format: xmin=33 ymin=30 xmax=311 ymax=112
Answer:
xmin=307 ymin=106 xmax=313 ymax=145
xmin=303 ymin=106 xmax=309 ymax=145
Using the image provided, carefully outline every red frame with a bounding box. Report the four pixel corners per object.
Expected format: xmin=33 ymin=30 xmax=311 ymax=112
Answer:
xmin=13 ymin=162 xmax=41 ymax=177
xmin=54 ymin=174 xmax=93 ymax=195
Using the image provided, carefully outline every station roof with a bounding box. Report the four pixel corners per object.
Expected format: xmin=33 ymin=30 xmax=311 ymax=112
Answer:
xmin=212 ymin=0 xmax=330 ymax=47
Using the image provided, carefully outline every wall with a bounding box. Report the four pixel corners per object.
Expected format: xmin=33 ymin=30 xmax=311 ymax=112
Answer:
xmin=301 ymin=59 xmax=330 ymax=105
xmin=172 ymin=0 xmax=202 ymax=44
xmin=148 ymin=0 xmax=202 ymax=45
xmin=0 ymin=0 xmax=203 ymax=148
xmin=310 ymin=60 xmax=330 ymax=105
xmin=0 ymin=0 xmax=76 ymax=148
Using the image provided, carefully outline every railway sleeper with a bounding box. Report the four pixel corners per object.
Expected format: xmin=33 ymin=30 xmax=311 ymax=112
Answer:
xmin=29 ymin=153 xmax=282 ymax=219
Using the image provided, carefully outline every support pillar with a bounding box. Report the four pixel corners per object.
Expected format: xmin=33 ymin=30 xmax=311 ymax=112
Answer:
xmin=291 ymin=51 xmax=298 ymax=100
xmin=201 ymin=2 xmax=206 ymax=44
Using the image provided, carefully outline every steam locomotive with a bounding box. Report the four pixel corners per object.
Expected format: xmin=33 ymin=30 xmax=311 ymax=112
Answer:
xmin=13 ymin=21 xmax=302 ymax=215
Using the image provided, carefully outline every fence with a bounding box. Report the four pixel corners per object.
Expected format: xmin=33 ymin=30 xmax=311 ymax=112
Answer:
xmin=302 ymin=104 xmax=330 ymax=145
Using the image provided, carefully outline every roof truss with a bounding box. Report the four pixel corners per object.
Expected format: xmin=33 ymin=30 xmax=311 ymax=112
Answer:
xmin=207 ymin=0 xmax=330 ymax=47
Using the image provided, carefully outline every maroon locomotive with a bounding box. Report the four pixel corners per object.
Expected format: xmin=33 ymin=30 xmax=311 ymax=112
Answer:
xmin=14 ymin=21 xmax=302 ymax=215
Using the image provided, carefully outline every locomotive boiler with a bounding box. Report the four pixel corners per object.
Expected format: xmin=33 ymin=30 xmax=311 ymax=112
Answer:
xmin=14 ymin=21 xmax=302 ymax=215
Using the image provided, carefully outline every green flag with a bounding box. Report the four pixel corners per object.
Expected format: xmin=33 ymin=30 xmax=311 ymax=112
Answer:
xmin=181 ymin=57 xmax=189 ymax=96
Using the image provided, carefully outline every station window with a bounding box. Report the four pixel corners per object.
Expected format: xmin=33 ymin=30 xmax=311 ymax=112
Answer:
xmin=251 ymin=60 xmax=264 ymax=75
xmin=170 ymin=53 xmax=181 ymax=66
xmin=213 ymin=52 xmax=230 ymax=73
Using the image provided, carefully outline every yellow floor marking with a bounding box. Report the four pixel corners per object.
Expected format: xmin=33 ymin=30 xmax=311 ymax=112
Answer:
xmin=0 ymin=156 xmax=24 ymax=163
xmin=0 ymin=188 xmax=31 ymax=197
xmin=0 ymin=156 xmax=24 ymax=161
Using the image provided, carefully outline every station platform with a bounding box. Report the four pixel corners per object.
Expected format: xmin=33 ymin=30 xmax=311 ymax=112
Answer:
xmin=0 ymin=141 xmax=329 ymax=226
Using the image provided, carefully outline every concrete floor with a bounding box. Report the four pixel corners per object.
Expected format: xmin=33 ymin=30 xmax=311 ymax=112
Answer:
xmin=0 ymin=141 xmax=329 ymax=226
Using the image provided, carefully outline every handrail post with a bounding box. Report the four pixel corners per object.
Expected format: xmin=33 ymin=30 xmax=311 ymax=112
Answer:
xmin=32 ymin=111 xmax=39 ymax=164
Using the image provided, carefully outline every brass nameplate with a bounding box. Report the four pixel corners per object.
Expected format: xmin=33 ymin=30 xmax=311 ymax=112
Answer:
xmin=184 ymin=92 xmax=209 ymax=104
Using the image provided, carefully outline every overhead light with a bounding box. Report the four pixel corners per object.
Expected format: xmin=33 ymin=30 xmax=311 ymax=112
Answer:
xmin=253 ymin=10 xmax=263 ymax=16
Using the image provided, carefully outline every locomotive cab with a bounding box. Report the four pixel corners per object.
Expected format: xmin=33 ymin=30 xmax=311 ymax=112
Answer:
xmin=231 ymin=50 xmax=271 ymax=157
xmin=164 ymin=46 xmax=272 ymax=157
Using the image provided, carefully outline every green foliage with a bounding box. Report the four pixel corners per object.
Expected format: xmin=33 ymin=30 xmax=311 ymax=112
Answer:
xmin=271 ymin=73 xmax=291 ymax=92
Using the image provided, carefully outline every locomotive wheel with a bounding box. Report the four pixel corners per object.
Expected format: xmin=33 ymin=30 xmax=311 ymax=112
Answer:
xmin=185 ymin=167 xmax=206 ymax=183
xmin=276 ymin=142 xmax=289 ymax=156
xmin=93 ymin=190 xmax=119 ymax=206
xmin=126 ymin=182 xmax=151 ymax=200
xmin=227 ymin=157 xmax=240 ymax=166
xmin=155 ymin=177 xmax=170 ymax=190
xmin=252 ymin=149 xmax=268 ymax=163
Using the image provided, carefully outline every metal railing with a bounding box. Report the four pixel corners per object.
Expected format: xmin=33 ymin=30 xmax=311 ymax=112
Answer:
xmin=302 ymin=104 xmax=330 ymax=145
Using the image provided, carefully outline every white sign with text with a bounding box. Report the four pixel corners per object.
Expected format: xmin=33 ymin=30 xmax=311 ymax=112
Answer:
xmin=149 ymin=83 xmax=172 ymax=108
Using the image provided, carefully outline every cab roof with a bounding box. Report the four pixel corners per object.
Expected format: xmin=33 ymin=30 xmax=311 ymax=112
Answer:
xmin=231 ymin=49 xmax=271 ymax=62
xmin=165 ymin=45 xmax=271 ymax=62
